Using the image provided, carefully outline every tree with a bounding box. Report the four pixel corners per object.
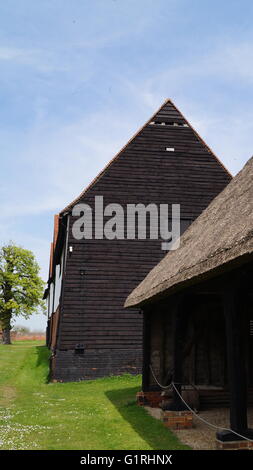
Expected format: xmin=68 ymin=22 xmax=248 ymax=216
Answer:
xmin=0 ymin=243 xmax=45 ymax=344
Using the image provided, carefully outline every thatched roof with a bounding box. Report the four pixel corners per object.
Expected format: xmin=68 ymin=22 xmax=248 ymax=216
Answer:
xmin=125 ymin=156 xmax=253 ymax=308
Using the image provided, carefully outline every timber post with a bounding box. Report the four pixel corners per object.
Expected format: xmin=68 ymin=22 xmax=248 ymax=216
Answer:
xmin=217 ymin=282 xmax=253 ymax=442
xmin=164 ymin=295 xmax=188 ymax=411
xmin=142 ymin=308 xmax=151 ymax=392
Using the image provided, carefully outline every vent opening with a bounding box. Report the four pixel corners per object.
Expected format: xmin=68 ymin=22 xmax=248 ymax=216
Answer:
xmin=75 ymin=343 xmax=85 ymax=355
xmin=149 ymin=120 xmax=188 ymax=127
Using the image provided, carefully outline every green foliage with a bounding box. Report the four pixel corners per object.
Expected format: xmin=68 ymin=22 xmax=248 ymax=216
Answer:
xmin=0 ymin=341 xmax=190 ymax=450
xmin=0 ymin=243 xmax=46 ymax=331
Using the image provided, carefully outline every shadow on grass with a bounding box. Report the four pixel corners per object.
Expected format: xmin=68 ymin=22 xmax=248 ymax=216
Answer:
xmin=106 ymin=386 xmax=190 ymax=450
xmin=35 ymin=345 xmax=51 ymax=383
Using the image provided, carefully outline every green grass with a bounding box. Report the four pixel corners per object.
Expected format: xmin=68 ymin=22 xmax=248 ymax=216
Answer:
xmin=0 ymin=341 xmax=189 ymax=450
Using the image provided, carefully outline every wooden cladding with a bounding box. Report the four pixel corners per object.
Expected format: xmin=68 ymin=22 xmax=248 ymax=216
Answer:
xmin=50 ymin=100 xmax=231 ymax=381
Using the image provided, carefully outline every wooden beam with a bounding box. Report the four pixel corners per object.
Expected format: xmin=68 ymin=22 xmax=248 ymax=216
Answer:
xmin=224 ymin=289 xmax=247 ymax=431
xmin=217 ymin=285 xmax=253 ymax=441
xmin=165 ymin=296 xmax=188 ymax=410
xmin=142 ymin=309 xmax=151 ymax=392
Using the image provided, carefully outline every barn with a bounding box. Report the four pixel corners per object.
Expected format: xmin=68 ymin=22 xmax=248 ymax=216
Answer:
xmin=45 ymin=99 xmax=231 ymax=382
xmin=125 ymin=156 xmax=253 ymax=449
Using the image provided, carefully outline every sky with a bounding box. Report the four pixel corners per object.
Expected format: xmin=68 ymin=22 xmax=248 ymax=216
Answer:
xmin=1 ymin=0 xmax=253 ymax=330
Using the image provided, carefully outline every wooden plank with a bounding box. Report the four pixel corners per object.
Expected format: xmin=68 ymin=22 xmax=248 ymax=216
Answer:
xmin=223 ymin=288 xmax=248 ymax=431
xmin=51 ymin=99 xmax=231 ymax=380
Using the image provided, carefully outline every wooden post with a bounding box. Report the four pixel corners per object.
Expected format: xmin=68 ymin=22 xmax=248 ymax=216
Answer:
xmin=165 ymin=296 xmax=188 ymax=411
xmin=217 ymin=286 xmax=253 ymax=441
xmin=142 ymin=309 xmax=151 ymax=392
xmin=225 ymin=289 xmax=247 ymax=431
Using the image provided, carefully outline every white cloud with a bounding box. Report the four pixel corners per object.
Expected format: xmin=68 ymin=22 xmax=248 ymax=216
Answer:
xmin=127 ymin=41 xmax=253 ymax=109
xmin=0 ymin=46 xmax=68 ymax=73
xmin=0 ymin=109 xmax=139 ymax=218
xmin=119 ymin=39 xmax=253 ymax=176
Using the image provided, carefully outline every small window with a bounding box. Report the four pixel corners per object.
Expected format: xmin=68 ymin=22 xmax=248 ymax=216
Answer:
xmin=75 ymin=343 xmax=85 ymax=355
xmin=166 ymin=147 xmax=175 ymax=152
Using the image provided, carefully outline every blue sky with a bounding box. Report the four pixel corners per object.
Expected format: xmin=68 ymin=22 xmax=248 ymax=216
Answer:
xmin=1 ymin=0 xmax=253 ymax=330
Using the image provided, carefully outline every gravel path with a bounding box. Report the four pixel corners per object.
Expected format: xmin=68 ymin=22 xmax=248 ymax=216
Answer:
xmin=145 ymin=406 xmax=253 ymax=450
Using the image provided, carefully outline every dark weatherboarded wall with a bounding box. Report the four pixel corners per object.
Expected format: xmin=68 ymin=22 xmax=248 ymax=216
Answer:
xmin=51 ymin=100 xmax=231 ymax=381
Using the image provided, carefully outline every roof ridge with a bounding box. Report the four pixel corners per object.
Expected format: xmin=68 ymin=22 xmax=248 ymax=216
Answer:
xmin=60 ymin=98 xmax=171 ymax=215
xmin=60 ymin=98 xmax=231 ymax=215
xmin=168 ymin=99 xmax=232 ymax=178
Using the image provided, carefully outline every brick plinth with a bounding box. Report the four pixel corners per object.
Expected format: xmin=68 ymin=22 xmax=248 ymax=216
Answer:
xmin=216 ymin=439 xmax=253 ymax=450
xmin=51 ymin=349 xmax=142 ymax=381
xmin=162 ymin=410 xmax=193 ymax=430
xmin=136 ymin=391 xmax=162 ymax=408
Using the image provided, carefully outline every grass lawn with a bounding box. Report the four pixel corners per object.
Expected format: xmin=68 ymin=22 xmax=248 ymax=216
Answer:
xmin=0 ymin=341 xmax=189 ymax=450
